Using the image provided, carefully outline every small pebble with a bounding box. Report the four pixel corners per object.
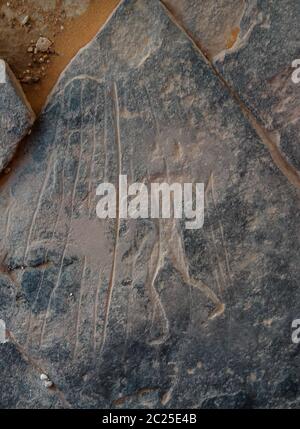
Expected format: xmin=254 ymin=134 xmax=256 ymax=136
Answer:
xmin=19 ymin=15 xmax=29 ymax=26
xmin=35 ymin=36 xmax=52 ymax=53
xmin=44 ymin=380 xmax=53 ymax=388
xmin=40 ymin=373 xmax=53 ymax=388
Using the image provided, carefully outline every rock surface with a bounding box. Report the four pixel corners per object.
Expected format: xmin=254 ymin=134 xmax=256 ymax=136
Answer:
xmin=214 ymin=0 xmax=300 ymax=175
xmin=0 ymin=0 xmax=300 ymax=409
xmin=164 ymin=0 xmax=300 ymax=183
xmin=0 ymin=59 xmax=35 ymax=173
xmin=163 ymin=0 xmax=245 ymax=58
xmin=0 ymin=342 xmax=65 ymax=409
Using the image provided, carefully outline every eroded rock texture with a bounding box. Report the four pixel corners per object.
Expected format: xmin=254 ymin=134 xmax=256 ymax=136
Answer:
xmin=214 ymin=0 xmax=300 ymax=175
xmin=0 ymin=342 xmax=65 ymax=409
xmin=0 ymin=60 xmax=35 ymax=173
xmin=163 ymin=0 xmax=246 ymax=58
xmin=0 ymin=0 xmax=300 ymax=409
xmin=164 ymin=0 xmax=300 ymax=181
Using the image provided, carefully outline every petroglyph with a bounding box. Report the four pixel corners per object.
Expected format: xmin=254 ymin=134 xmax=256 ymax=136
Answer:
xmin=0 ymin=0 xmax=299 ymax=409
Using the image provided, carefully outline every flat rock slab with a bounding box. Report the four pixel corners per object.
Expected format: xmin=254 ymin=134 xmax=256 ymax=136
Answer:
xmin=0 ymin=342 xmax=65 ymax=408
xmin=0 ymin=0 xmax=299 ymax=408
xmin=163 ymin=0 xmax=245 ymax=58
xmin=164 ymin=0 xmax=300 ymax=180
xmin=214 ymin=0 xmax=300 ymax=174
xmin=0 ymin=60 xmax=35 ymax=173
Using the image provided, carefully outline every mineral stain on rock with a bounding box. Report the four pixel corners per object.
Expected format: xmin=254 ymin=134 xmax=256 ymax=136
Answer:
xmin=226 ymin=27 xmax=240 ymax=49
xmin=214 ymin=0 xmax=300 ymax=175
xmin=163 ymin=0 xmax=245 ymax=58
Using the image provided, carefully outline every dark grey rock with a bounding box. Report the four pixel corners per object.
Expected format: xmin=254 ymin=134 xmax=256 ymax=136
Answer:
xmin=0 ymin=59 xmax=35 ymax=174
xmin=163 ymin=0 xmax=300 ymax=181
xmin=163 ymin=0 xmax=245 ymax=58
xmin=0 ymin=0 xmax=299 ymax=409
xmin=214 ymin=0 xmax=300 ymax=175
xmin=0 ymin=342 xmax=64 ymax=409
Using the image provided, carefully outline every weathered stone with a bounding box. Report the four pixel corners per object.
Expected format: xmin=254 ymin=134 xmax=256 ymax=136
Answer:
xmin=35 ymin=37 xmax=53 ymax=53
xmin=0 ymin=0 xmax=299 ymax=409
xmin=0 ymin=341 xmax=64 ymax=408
xmin=163 ymin=0 xmax=245 ymax=58
xmin=0 ymin=60 xmax=35 ymax=173
xmin=35 ymin=37 xmax=52 ymax=52
xmin=214 ymin=0 xmax=300 ymax=175
xmin=163 ymin=0 xmax=300 ymax=183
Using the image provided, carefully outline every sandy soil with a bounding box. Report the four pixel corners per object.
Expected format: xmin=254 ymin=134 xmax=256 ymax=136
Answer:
xmin=0 ymin=0 xmax=120 ymax=114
